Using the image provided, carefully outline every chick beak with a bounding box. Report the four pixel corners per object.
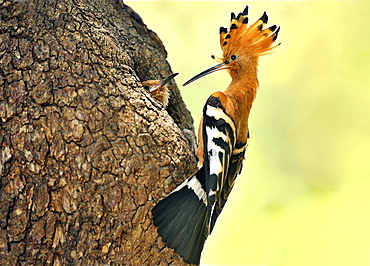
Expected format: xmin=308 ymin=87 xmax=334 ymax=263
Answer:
xmin=182 ymin=62 xmax=228 ymax=86
xmin=150 ymin=72 xmax=179 ymax=92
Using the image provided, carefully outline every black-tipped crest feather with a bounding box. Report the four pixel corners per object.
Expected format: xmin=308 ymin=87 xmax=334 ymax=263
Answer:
xmin=219 ymin=26 xmax=227 ymax=34
xmin=273 ymin=26 xmax=281 ymax=41
xmin=218 ymin=5 xmax=280 ymax=57
xmin=260 ymin=11 xmax=268 ymax=23
xmin=230 ymin=12 xmax=236 ymax=21
xmin=269 ymin=25 xmax=277 ymax=31
xmin=242 ymin=6 xmax=249 ymax=16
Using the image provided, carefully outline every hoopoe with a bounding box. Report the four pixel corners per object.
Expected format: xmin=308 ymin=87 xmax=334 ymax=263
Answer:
xmin=141 ymin=72 xmax=179 ymax=107
xmin=152 ymin=5 xmax=280 ymax=265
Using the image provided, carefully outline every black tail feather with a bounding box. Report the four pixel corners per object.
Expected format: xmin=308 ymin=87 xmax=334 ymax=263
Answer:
xmin=185 ymin=205 xmax=209 ymax=263
xmin=161 ymin=191 xmax=202 ymax=246
xmin=179 ymin=197 xmax=208 ymax=261
xmin=153 ymin=188 xmax=187 ymax=226
xmin=156 ymin=191 xmax=190 ymax=239
xmin=152 ymin=181 xmax=209 ymax=265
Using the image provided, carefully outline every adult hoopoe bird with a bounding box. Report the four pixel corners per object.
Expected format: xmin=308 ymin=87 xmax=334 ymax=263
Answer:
xmin=141 ymin=73 xmax=179 ymax=107
xmin=152 ymin=5 xmax=280 ymax=265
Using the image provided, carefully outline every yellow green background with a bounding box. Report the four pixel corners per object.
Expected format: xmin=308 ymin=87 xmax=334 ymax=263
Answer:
xmin=127 ymin=1 xmax=370 ymax=265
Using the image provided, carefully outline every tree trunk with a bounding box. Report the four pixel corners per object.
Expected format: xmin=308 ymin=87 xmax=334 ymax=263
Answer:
xmin=0 ymin=0 xmax=196 ymax=265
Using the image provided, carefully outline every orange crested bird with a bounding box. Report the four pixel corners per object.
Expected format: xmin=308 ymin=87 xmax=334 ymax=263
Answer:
xmin=141 ymin=73 xmax=179 ymax=107
xmin=152 ymin=5 xmax=280 ymax=265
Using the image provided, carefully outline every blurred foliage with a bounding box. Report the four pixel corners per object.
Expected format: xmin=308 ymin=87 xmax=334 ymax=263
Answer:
xmin=127 ymin=1 xmax=370 ymax=265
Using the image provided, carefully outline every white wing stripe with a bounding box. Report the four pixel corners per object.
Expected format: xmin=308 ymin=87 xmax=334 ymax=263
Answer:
xmin=172 ymin=175 xmax=207 ymax=205
xmin=205 ymin=105 xmax=236 ymax=134
xmin=205 ymin=126 xmax=226 ymax=177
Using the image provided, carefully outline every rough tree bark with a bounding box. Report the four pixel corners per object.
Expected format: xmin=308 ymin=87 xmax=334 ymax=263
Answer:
xmin=0 ymin=0 xmax=197 ymax=265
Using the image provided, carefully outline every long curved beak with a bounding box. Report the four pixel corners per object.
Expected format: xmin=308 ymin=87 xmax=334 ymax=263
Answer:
xmin=151 ymin=72 xmax=179 ymax=92
xmin=182 ymin=62 xmax=228 ymax=86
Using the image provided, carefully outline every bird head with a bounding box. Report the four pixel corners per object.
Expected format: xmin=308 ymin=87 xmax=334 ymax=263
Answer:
xmin=183 ymin=6 xmax=280 ymax=86
xmin=142 ymin=73 xmax=179 ymax=107
xmin=142 ymin=73 xmax=179 ymax=93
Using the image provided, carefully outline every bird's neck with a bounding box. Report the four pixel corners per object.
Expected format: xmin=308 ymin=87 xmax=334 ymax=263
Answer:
xmin=225 ymin=64 xmax=259 ymax=112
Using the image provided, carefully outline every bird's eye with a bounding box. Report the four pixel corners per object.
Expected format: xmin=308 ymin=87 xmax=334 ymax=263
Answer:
xmin=230 ymin=55 xmax=237 ymax=60
xmin=144 ymin=85 xmax=150 ymax=90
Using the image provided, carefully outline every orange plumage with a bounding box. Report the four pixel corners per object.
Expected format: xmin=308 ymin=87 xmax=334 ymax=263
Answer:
xmin=189 ymin=6 xmax=280 ymax=165
xmin=153 ymin=6 xmax=280 ymax=265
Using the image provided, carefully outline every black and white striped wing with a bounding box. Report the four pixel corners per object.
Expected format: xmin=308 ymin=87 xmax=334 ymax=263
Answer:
xmin=202 ymin=96 xmax=236 ymax=220
xmin=210 ymin=141 xmax=248 ymax=232
xmin=152 ymin=95 xmax=247 ymax=264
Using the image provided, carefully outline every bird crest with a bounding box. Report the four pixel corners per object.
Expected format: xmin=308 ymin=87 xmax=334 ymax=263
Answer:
xmin=183 ymin=6 xmax=280 ymax=86
xmin=218 ymin=6 xmax=280 ymax=60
